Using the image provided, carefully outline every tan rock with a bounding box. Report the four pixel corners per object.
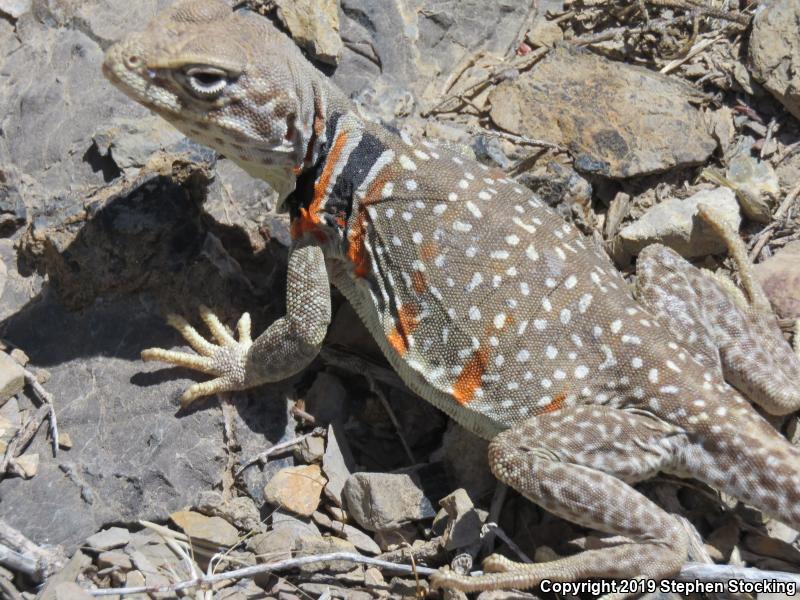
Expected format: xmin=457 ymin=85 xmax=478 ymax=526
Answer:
xmin=169 ymin=510 xmax=240 ymax=547
xmin=0 ymin=351 xmax=24 ymax=404
xmin=274 ymin=0 xmax=342 ymax=65
xmin=263 ymin=464 xmax=327 ymax=517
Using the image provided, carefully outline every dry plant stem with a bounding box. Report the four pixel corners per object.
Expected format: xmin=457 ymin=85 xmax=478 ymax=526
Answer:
xmin=0 ymin=519 xmax=65 ymax=581
xmin=645 ymin=0 xmax=751 ymax=24
xmin=482 ymin=523 xmax=533 ymax=564
xmin=84 ymin=552 xmax=800 ymax=597
xmin=366 ymin=374 xmax=415 ymax=464
xmin=0 ymin=403 xmax=49 ymax=476
xmin=0 ymin=576 xmax=24 ymax=600
xmin=236 ymin=427 xmax=325 ymax=476
xmin=21 ymin=367 xmax=58 ymax=457
xmin=476 ymin=129 xmax=565 ymax=152
xmin=749 ymin=183 xmax=800 ymax=261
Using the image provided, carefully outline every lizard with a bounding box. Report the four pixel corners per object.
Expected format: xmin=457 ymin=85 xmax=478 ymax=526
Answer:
xmin=102 ymin=0 xmax=800 ymax=593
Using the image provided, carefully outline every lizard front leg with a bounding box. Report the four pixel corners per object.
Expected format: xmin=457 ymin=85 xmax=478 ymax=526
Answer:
xmin=142 ymin=243 xmax=331 ymax=406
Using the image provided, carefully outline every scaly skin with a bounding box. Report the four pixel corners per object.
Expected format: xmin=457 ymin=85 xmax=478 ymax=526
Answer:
xmin=103 ymin=0 xmax=800 ymax=592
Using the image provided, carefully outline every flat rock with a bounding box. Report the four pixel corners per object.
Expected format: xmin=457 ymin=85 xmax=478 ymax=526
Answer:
xmin=170 ymin=511 xmax=240 ymax=548
xmin=343 ymin=472 xmax=436 ymax=532
xmin=263 ymin=464 xmax=327 ymax=517
xmin=194 ymin=491 xmax=264 ymax=533
xmin=97 ymin=550 xmax=132 ymax=571
xmin=754 ymin=241 xmax=800 ymax=320
xmin=53 ymin=582 xmax=93 ymax=600
xmin=85 ymin=527 xmax=131 ymax=551
xmin=726 ymin=151 xmax=779 ymax=223
xmin=489 ymin=45 xmax=715 ymax=178
xmin=618 ymin=187 xmax=741 ymax=259
xmin=0 ymin=351 xmax=24 ymax=404
xmin=749 ymin=0 xmax=800 ymax=120
xmin=274 ymin=0 xmax=342 ymax=65
xmin=295 ymin=535 xmax=358 ymax=573
xmin=312 ymin=510 xmax=381 ymax=555
xmin=322 ymin=425 xmax=352 ymax=506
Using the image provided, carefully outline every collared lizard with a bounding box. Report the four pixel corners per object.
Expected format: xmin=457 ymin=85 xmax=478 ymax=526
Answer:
xmin=102 ymin=0 xmax=800 ymax=592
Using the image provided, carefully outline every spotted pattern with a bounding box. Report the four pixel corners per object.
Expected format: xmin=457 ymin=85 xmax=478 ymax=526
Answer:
xmin=104 ymin=2 xmax=800 ymax=593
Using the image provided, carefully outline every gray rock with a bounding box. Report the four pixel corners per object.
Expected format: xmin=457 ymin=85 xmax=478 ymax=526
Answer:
xmin=295 ymin=535 xmax=358 ymax=573
xmin=305 ymin=371 xmax=349 ymax=426
xmin=96 ymin=550 xmax=132 ymax=571
xmin=294 ymin=433 xmax=326 ymax=464
xmin=0 ymin=351 xmax=24 ymax=404
xmin=53 ymin=582 xmax=93 ymax=600
xmin=343 ymin=472 xmax=436 ymax=532
xmin=194 ymin=491 xmax=264 ymax=533
xmin=440 ymin=489 xmax=484 ymax=551
xmin=38 ymin=551 xmax=92 ymax=600
xmin=618 ymin=187 xmax=741 ymax=259
xmin=489 ymin=45 xmax=716 ymax=178
xmin=84 ymin=527 xmax=131 ymax=552
xmin=312 ymin=510 xmax=381 ymax=555
xmin=0 ymin=0 xmax=30 ymax=19
xmin=435 ymin=422 xmax=494 ymax=502
xmin=754 ymin=241 xmax=800 ymax=320
xmin=749 ymin=0 xmax=800 ymax=120
xmin=322 ymin=424 xmax=352 ymax=506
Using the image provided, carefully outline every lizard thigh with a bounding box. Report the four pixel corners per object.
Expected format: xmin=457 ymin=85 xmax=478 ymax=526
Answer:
xmin=432 ymin=405 xmax=689 ymax=592
xmin=635 ymin=243 xmax=800 ymax=415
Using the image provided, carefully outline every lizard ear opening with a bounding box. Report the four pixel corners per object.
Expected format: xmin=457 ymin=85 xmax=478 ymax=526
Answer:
xmin=182 ymin=66 xmax=229 ymax=99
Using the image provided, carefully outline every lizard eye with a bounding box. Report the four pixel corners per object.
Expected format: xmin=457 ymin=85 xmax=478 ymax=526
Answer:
xmin=183 ymin=66 xmax=228 ymax=99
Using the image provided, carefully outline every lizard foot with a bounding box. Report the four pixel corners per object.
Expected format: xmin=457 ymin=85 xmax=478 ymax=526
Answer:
xmin=142 ymin=305 xmax=253 ymax=407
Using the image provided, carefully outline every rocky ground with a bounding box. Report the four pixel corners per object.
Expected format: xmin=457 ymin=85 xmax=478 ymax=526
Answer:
xmin=0 ymin=0 xmax=799 ymax=598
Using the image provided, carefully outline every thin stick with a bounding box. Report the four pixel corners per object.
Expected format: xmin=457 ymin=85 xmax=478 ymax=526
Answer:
xmin=22 ymin=367 xmax=58 ymax=457
xmin=83 ymin=551 xmax=800 ymax=597
xmin=86 ymin=552 xmax=437 ymax=596
xmin=235 ymin=427 xmax=325 ymax=476
xmin=0 ymin=404 xmax=50 ymax=476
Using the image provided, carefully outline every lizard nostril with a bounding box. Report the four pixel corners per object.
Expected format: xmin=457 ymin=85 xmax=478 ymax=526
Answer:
xmin=124 ymin=54 xmax=143 ymax=69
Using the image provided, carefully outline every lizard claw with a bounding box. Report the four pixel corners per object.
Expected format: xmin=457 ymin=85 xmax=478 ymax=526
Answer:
xmin=142 ymin=305 xmax=253 ymax=407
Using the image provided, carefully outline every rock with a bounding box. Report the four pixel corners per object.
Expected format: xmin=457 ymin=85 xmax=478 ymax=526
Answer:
xmin=526 ymin=19 xmax=563 ymax=47
xmin=13 ymin=453 xmax=38 ymax=478
xmin=85 ymin=527 xmax=130 ymax=551
xmin=322 ymin=425 xmax=352 ymax=506
xmin=343 ymin=472 xmax=436 ymax=532
xmin=435 ymin=422 xmax=494 ymax=502
xmin=304 ymin=372 xmax=349 ymax=426
xmin=744 ymin=532 xmax=800 ymax=563
xmin=0 ymin=0 xmax=30 ymax=19
xmin=312 ymin=511 xmax=381 ymax=555
xmin=765 ymin=519 xmax=800 ymax=545
xmin=725 ymin=152 xmax=779 ymax=223
xmin=38 ymin=551 xmax=92 ymax=600
xmin=0 ymin=351 xmax=25 ymax=404
xmin=216 ymin=578 xmax=270 ymax=599
xmin=57 ymin=433 xmax=73 ymax=450
xmin=9 ymin=348 xmax=28 ymax=367
xmin=249 ymin=512 xmax=320 ymax=563
xmin=295 ymin=535 xmax=358 ymax=573
xmin=97 ymin=550 xmax=132 ymax=572
xmin=273 ymin=0 xmax=343 ymax=65
xmin=754 ymin=241 xmax=800 ymax=320
xmin=618 ymin=187 xmax=741 ymax=259
xmin=705 ymin=520 xmax=740 ymax=563
xmin=440 ymin=489 xmax=484 ymax=551
xmin=489 ymin=45 xmax=715 ymax=178
xmin=194 ymin=491 xmax=264 ymax=533
xmin=169 ymin=511 xmax=240 ymax=548
xmin=749 ymin=0 xmax=800 ymax=120
xmin=263 ymin=464 xmax=327 ymax=517
xmin=53 ymin=582 xmax=93 ymax=600
xmin=294 ymin=433 xmax=326 ymax=464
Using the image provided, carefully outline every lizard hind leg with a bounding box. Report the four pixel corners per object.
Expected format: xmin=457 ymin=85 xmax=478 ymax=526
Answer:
xmin=430 ymin=405 xmax=689 ymax=593
xmin=635 ymin=243 xmax=800 ymax=416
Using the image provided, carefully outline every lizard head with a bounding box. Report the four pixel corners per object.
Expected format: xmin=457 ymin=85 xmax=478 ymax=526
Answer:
xmin=103 ymin=0 xmax=334 ymax=204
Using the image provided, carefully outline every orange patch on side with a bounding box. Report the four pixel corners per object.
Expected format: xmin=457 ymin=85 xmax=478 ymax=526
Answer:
xmin=346 ymin=170 xmax=392 ymax=277
xmin=420 ymin=242 xmax=437 ymax=262
xmin=453 ymin=348 xmax=488 ymax=405
xmin=290 ymin=130 xmax=350 ymax=240
xmin=411 ymin=271 xmax=427 ymax=294
xmin=541 ymin=391 xmax=568 ymax=414
xmin=387 ymin=304 xmax=419 ymax=357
